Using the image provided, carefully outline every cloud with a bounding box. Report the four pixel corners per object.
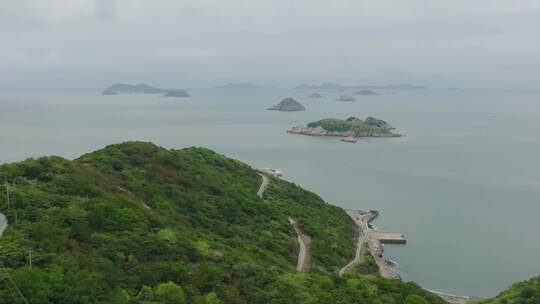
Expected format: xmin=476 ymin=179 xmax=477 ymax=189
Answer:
xmin=0 ymin=0 xmax=539 ymax=88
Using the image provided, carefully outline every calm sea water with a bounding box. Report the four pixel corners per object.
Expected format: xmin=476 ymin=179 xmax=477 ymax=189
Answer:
xmin=1 ymin=88 xmax=540 ymax=297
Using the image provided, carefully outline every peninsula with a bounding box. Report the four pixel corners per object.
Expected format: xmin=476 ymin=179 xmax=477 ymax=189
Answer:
xmin=267 ymin=97 xmax=306 ymax=112
xmin=288 ymin=116 xmax=400 ymax=138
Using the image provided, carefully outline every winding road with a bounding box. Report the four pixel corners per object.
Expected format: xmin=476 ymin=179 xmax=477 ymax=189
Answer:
xmin=288 ymin=218 xmax=311 ymax=272
xmin=339 ymin=210 xmax=369 ymax=276
xmin=257 ymin=172 xmax=310 ymax=272
xmin=256 ymin=173 xmax=269 ymax=198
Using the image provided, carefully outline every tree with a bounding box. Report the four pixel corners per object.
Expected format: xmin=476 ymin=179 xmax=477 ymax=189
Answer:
xmin=405 ymin=294 xmax=429 ymax=304
xmin=155 ymin=281 xmax=185 ymax=304
xmin=204 ymin=292 xmax=223 ymax=304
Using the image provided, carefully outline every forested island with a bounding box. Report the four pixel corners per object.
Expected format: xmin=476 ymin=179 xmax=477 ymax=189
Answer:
xmin=288 ymin=116 xmax=400 ymax=138
xmin=335 ymin=95 xmax=356 ymax=102
xmin=213 ymin=83 xmax=261 ymax=89
xmin=162 ymin=89 xmax=190 ymax=97
xmin=294 ymin=83 xmax=428 ymax=90
xmin=267 ymin=97 xmax=306 ymax=112
xmin=102 ymin=83 xmax=165 ymax=95
xmin=354 ymin=90 xmax=379 ymax=96
xmin=102 ymin=84 xmax=190 ymax=97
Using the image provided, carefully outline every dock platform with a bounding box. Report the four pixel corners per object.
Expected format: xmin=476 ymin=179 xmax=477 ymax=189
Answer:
xmin=370 ymin=231 xmax=407 ymax=244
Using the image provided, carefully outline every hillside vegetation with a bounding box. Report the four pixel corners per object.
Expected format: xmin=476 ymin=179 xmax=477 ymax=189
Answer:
xmin=306 ymin=117 xmax=392 ymax=134
xmin=0 ymin=142 xmax=446 ymax=303
xmin=475 ymin=276 xmax=540 ymax=304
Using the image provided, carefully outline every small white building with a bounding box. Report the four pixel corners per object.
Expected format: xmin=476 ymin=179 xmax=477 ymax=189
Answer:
xmin=262 ymin=168 xmax=283 ymax=177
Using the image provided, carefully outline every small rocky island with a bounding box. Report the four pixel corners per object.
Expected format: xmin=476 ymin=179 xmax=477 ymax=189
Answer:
xmin=308 ymin=93 xmax=323 ymax=98
xmin=288 ymin=116 xmax=400 ymax=138
xmin=214 ymin=83 xmax=261 ymax=89
xmin=335 ymin=95 xmax=356 ymax=102
xmin=353 ymin=90 xmax=379 ymax=96
xmin=161 ymin=89 xmax=190 ymax=97
xmin=268 ymin=97 xmax=306 ymax=112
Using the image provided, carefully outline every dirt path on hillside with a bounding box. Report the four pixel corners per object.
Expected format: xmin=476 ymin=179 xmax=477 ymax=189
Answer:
xmin=288 ymin=218 xmax=311 ymax=272
xmin=0 ymin=213 xmax=7 ymax=236
xmin=257 ymin=174 xmax=269 ymax=197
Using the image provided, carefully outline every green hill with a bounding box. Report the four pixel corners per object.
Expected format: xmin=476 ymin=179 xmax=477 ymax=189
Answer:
xmin=0 ymin=142 xmax=446 ymax=303
xmin=474 ymin=276 xmax=540 ymax=304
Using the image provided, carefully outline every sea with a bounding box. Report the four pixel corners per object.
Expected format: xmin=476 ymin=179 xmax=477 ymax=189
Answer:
xmin=1 ymin=87 xmax=540 ymax=297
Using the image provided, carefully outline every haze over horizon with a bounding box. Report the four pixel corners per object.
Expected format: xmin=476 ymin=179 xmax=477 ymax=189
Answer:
xmin=1 ymin=0 xmax=539 ymax=90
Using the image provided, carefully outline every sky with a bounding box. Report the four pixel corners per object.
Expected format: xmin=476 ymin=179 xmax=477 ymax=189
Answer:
xmin=0 ymin=0 xmax=539 ymax=89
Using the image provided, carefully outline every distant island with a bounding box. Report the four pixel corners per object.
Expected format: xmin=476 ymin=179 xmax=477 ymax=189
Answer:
xmin=102 ymin=83 xmax=190 ymax=97
xmin=308 ymin=93 xmax=323 ymax=98
xmin=294 ymin=83 xmax=427 ymax=90
xmin=288 ymin=116 xmax=400 ymax=138
xmin=353 ymin=90 xmax=378 ymax=96
xmin=162 ymin=89 xmax=190 ymax=97
xmin=213 ymin=83 xmax=261 ymax=89
xmin=268 ymin=97 xmax=306 ymax=112
xmin=102 ymin=83 xmax=164 ymax=95
xmin=335 ymin=95 xmax=356 ymax=102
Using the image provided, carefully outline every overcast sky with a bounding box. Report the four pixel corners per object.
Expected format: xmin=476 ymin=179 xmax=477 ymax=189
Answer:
xmin=1 ymin=0 xmax=539 ymax=89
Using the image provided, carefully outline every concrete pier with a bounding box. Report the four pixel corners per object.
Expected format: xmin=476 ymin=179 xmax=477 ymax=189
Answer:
xmin=352 ymin=210 xmax=407 ymax=244
xmin=342 ymin=210 xmax=406 ymax=279
xmin=371 ymin=231 xmax=406 ymax=244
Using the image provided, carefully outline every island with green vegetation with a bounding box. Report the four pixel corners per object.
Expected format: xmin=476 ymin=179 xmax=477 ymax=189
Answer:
xmin=0 ymin=141 xmax=451 ymax=303
xmin=267 ymin=97 xmax=306 ymax=112
xmin=353 ymin=90 xmax=379 ymax=96
xmin=162 ymin=89 xmax=190 ymax=98
xmin=102 ymin=83 xmax=165 ymax=95
xmin=335 ymin=95 xmax=356 ymax=102
xmin=213 ymin=83 xmax=261 ymax=90
xmin=102 ymin=84 xmax=190 ymax=97
xmin=308 ymin=93 xmax=323 ymax=98
xmin=288 ymin=116 xmax=401 ymax=138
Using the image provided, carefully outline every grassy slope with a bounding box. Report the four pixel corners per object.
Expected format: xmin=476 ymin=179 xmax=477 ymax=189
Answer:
xmin=474 ymin=276 xmax=540 ymax=304
xmin=0 ymin=142 xmax=446 ymax=304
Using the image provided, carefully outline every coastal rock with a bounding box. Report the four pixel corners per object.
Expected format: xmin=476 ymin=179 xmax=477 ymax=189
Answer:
xmin=102 ymin=83 xmax=164 ymax=95
xmin=162 ymin=89 xmax=190 ymax=97
xmin=353 ymin=90 xmax=378 ymax=96
xmin=335 ymin=95 xmax=356 ymax=102
xmin=308 ymin=93 xmax=323 ymax=98
xmin=268 ymin=97 xmax=306 ymax=112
